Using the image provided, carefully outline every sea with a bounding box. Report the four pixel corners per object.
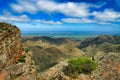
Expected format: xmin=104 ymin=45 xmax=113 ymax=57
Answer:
xmin=21 ymin=31 xmax=120 ymax=40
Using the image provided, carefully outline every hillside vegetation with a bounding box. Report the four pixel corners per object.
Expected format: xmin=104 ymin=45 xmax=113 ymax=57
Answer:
xmin=22 ymin=36 xmax=84 ymax=72
xmin=37 ymin=35 xmax=120 ymax=80
xmin=78 ymin=35 xmax=120 ymax=56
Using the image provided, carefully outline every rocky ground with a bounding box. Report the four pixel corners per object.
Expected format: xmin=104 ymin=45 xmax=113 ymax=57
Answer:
xmin=0 ymin=51 xmax=37 ymax=80
xmin=0 ymin=22 xmax=37 ymax=80
xmin=37 ymin=52 xmax=120 ymax=80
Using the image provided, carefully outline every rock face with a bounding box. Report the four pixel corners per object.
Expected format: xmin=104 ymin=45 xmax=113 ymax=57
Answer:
xmin=0 ymin=22 xmax=22 ymax=70
xmin=38 ymin=60 xmax=68 ymax=80
xmin=0 ymin=22 xmax=37 ymax=80
xmin=93 ymin=52 xmax=120 ymax=80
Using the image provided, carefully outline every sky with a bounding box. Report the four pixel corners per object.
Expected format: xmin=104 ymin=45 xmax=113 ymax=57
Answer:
xmin=0 ymin=0 xmax=120 ymax=32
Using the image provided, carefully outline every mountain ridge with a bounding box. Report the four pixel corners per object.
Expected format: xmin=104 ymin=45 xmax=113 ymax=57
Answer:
xmin=0 ymin=22 xmax=120 ymax=80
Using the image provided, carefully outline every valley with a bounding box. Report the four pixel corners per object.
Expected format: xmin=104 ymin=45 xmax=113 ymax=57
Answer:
xmin=22 ymin=35 xmax=120 ymax=80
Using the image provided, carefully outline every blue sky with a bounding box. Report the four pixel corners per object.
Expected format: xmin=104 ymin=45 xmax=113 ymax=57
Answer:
xmin=0 ymin=0 xmax=120 ymax=32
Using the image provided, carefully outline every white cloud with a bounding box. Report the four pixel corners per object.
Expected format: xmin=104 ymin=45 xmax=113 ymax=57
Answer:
xmin=10 ymin=0 xmax=105 ymax=17
xmin=64 ymin=7 xmax=120 ymax=25
xmin=92 ymin=9 xmax=120 ymax=22
xmin=0 ymin=15 xmax=29 ymax=22
xmin=0 ymin=14 xmax=62 ymax=25
xmin=97 ymin=21 xmax=120 ymax=26
xmin=97 ymin=21 xmax=111 ymax=25
xmin=6 ymin=0 xmax=119 ymax=25
xmin=37 ymin=1 xmax=89 ymax=17
xmin=33 ymin=20 xmax=62 ymax=24
xmin=92 ymin=2 xmax=106 ymax=8
xmin=62 ymin=18 xmax=95 ymax=23
xmin=10 ymin=0 xmax=37 ymax=13
xmin=10 ymin=4 xmax=24 ymax=13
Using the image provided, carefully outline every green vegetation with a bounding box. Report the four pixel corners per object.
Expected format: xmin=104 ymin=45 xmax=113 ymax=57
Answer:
xmin=16 ymin=55 xmax=26 ymax=63
xmin=0 ymin=22 xmax=17 ymax=34
xmin=63 ymin=57 xmax=97 ymax=78
xmin=0 ymin=23 xmax=4 ymax=27
xmin=23 ymin=47 xmax=30 ymax=53
xmin=99 ymin=43 xmax=120 ymax=53
xmin=0 ymin=29 xmax=2 ymax=32
xmin=28 ymin=46 xmax=66 ymax=72
xmin=78 ymin=35 xmax=120 ymax=57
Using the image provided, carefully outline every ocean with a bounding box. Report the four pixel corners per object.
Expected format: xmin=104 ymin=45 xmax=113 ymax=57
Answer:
xmin=21 ymin=31 xmax=120 ymax=40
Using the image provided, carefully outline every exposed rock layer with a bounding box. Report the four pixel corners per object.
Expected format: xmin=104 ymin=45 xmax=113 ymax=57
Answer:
xmin=0 ymin=22 xmax=37 ymax=80
xmin=0 ymin=22 xmax=22 ymax=70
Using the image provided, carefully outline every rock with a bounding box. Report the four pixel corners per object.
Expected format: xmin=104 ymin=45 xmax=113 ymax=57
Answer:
xmin=0 ymin=22 xmax=22 ymax=70
xmin=0 ymin=22 xmax=37 ymax=80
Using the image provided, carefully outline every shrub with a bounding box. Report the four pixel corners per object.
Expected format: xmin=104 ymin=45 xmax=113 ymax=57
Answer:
xmin=24 ymin=48 xmax=29 ymax=53
xmin=16 ymin=55 xmax=26 ymax=63
xmin=63 ymin=57 xmax=97 ymax=78
xmin=0 ymin=29 xmax=2 ymax=32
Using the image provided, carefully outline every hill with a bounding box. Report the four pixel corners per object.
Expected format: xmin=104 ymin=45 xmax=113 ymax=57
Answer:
xmin=77 ymin=35 xmax=120 ymax=56
xmin=37 ymin=35 xmax=120 ymax=80
xmin=22 ymin=36 xmax=84 ymax=72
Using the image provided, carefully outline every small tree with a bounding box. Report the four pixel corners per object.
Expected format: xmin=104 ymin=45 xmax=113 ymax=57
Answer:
xmin=63 ymin=57 xmax=97 ymax=78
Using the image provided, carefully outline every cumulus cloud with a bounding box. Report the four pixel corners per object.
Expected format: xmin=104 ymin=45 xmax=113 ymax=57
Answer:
xmin=61 ymin=9 xmax=120 ymax=25
xmin=0 ymin=14 xmax=62 ymax=25
xmin=10 ymin=0 xmax=37 ymax=13
xmin=37 ymin=1 xmax=89 ymax=17
xmin=92 ymin=9 xmax=120 ymax=22
xmin=6 ymin=0 xmax=120 ymax=25
xmin=0 ymin=15 xmax=29 ymax=22
xmin=62 ymin=18 xmax=95 ymax=23
xmin=10 ymin=0 xmax=105 ymax=17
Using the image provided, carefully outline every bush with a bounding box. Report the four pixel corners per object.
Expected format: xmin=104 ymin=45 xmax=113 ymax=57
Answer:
xmin=63 ymin=57 xmax=97 ymax=78
xmin=24 ymin=48 xmax=29 ymax=53
xmin=16 ymin=55 xmax=26 ymax=63
xmin=0 ymin=29 xmax=2 ymax=32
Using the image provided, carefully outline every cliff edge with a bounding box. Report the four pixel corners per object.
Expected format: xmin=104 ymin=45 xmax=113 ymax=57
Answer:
xmin=0 ymin=22 xmax=22 ymax=69
xmin=0 ymin=22 xmax=36 ymax=80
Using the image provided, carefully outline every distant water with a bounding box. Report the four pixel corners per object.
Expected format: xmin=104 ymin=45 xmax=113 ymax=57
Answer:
xmin=21 ymin=31 xmax=120 ymax=39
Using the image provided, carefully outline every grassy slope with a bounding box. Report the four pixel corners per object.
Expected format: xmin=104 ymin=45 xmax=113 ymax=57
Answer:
xmin=22 ymin=36 xmax=84 ymax=72
xmin=77 ymin=35 xmax=120 ymax=56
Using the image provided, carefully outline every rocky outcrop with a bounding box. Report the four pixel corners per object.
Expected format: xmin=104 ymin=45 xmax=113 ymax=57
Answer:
xmin=0 ymin=22 xmax=37 ymax=80
xmin=37 ymin=59 xmax=93 ymax=80
xmin=38 ymin=60 xmax=68 ymax=80
xmin=0 ymin=22 xmax=22 ymax=70
xmin=93 ymin=52 xmax=120 ymax=80
xmin=1 ymin=51 xmax=37 ymax=80
xmin=38 ymin=52 xmax=120 ymax=80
